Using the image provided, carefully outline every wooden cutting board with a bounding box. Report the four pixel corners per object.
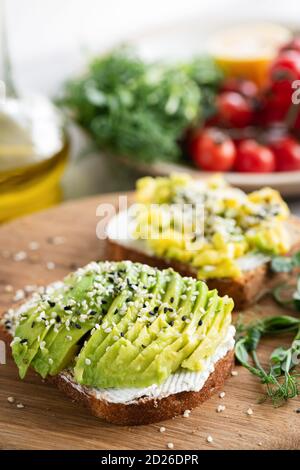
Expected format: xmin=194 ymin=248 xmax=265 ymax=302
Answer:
xmin=0 ymin=194 xmax=299 ymax=450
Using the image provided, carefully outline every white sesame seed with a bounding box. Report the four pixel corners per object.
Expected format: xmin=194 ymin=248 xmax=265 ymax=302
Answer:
xmin=246 ymin=408 xmax=253 ymax=416
xmin=48 ymin=358 xmax=53 ymax=365
xmin=4 ymin=285 xmax=13 ymax=293
xmin=159 ymin=426 xmax=166 ymax=433
xmin=7 ymin=396 xmax=15 ymax=403
xmin=231 ymin=370 xmax=238 ymax=376
xmin=46 ymin=262 xmax=55 ymax=270
xmin=40 ymin=341 xmax=46 ymax=349
xmin=85 ymin=358 xmax=91 ymax=365
xmin=207 ymin=435 xmax=213 ymax=443
xmin=104 ymin=327 xmax=112 ymax=333
xmin=14 ymin=251 xmax=27 ymax=262
xmin=219 ymin=391 xmax=226 ymax=399
xmin=183 ymin=409 xmax=191 ymax=418
xmin=16 ymin=403 xmax=24 ymax=409
xmin=216 ymin=405 xmax=226 ymax=413
xmin=29 ymin=241 xmax=40 ymax=251
xmin=258 ymin=442 xmax=262 ymax=446
xmin=13 ymin=290 xmax=25 ymax=302
xmin=66 ymin=335 xmax=72 ymax=341
xmin=113 ymin=335 xmax=119 ymax=341
xmin=51 ymin=236 xmax=65 ymax=246
xmin=24 ymin=285 xmax=37 ymax=293
xmin=167 ymin=442 xmax=174 ymax=449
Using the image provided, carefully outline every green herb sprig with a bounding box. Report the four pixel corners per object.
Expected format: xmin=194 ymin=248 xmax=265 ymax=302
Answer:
xmin=271 ymin=250 xmax=300 ymax=309
xmin=59 ymin=48 xmax=223 ymax=163
xmin=235 ymin=316 xmax=300 ymax=406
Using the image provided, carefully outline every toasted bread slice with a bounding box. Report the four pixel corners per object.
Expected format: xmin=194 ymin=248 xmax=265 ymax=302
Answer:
xmin=107 ymin=217 xmax=300 ymax=310
xmin=49 ymin=350 xmax=234 ymax=425
xmin=1 ymin=321 xmax=234 ymax=426
xmin=1 ymin=259 xmax=235 ymax=426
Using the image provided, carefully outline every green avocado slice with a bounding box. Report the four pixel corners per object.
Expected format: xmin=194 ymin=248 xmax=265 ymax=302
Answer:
xmin=74 ymin=270 xmax=167 ymax=386
xmin=10 ymin=261 xmax=234 ymax=390
xmin=12 ymin=307 xmax=53 ymax=379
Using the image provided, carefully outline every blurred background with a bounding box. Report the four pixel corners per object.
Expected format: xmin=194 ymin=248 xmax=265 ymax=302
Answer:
xmin=1 ymin=0 xmax=300 ymax=222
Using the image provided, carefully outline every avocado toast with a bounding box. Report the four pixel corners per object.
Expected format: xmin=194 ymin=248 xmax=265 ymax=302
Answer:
xmin=107 ymin=174 xmax=300 ymax=309
xmin=2 ymin=260 xmax=235 ymax=425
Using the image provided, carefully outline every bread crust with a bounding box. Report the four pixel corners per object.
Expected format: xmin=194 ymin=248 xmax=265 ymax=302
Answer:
xmin=0 ymin=323 xmax=234 ymax=426
xmin=107 ymin=239 xmax=267 ymax=310
xmin=50 ymin=350 xmax=234 ymax=426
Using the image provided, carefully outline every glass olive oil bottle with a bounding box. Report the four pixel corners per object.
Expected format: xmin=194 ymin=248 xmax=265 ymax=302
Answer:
xmin=0 ymin=0 xmax=69 ymax=223
xmin=0 ymin=96 xmax=69 ymax=222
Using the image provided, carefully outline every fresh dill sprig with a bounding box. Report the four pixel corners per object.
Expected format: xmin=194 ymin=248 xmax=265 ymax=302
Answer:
xmin=235 ymin=316 xmax=300 ymax=406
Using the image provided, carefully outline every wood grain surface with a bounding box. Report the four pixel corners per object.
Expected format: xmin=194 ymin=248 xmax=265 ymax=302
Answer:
xmin=0 ymin=194 xmax=299 ymax=450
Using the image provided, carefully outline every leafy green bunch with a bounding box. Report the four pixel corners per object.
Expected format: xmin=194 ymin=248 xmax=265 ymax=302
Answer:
xmin=60 ymin=48 xmax=223 ymax=162
xmin=235 ymin=250 xmax=300 ymax=406
xmin=235 ymin=316 xmax=300 ymax=406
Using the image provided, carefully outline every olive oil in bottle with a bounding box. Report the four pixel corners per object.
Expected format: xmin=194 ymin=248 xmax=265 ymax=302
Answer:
xmin=0 ymin=0 xmax=68 ymax=223
xmin=0 ymin=95 xmax=69 ymax=222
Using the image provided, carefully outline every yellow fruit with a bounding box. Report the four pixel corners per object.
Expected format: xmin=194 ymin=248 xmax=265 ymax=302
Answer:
xmin=208 ymin=23 xmax=292 ymax=86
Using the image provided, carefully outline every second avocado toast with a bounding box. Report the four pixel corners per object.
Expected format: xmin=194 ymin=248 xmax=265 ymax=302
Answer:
xmin=107 ymin=174 xmax=300 ymax=309
xmin=2 ymin=261 xmax=235 ymax=425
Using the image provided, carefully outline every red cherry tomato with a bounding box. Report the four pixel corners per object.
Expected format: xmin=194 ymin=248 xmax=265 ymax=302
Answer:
xmin=280 ymin=37 xmax=300 ymax=54
xmin=216 ymin=92 xmax=253 ymax=128
xmin=190 ymin=128 xmax=236 ymax=171
xmin=235 ymin=140 xmax=276 ymax=173
xmin=221 ymin=78 xmax=258 ymax=98
xmin=270 ymin=50 xmax=300 ymax=83
xmin=270 ymin=136 xmax=300 ymax=171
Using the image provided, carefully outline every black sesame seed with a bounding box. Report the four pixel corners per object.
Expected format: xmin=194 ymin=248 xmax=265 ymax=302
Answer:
xmin=168 ymin=307 xmax=173 ymax=312
xmin=153 ymin=306 xmax=159 ymax=313
xmin=102 ymin=300 xmax=107 ymax=305
xmin=182 ymin=315 xmax=187 ymax=321
xmin=164 ymin=307 xmax=168 ymax=313
xmin=149 ymin=311 xmax=156 ymax=316
xmin=56 ymin=315 xmax=61 ymax=323
xmin=89 ymin=310 xmax=97 ymax=316
xmin=47 ymin=301 xmax=56 ymax=308
xmin=169 ymin=321 xmax=174 ymax=327
xmin=120 ymin=332 xmax=124 ymax=337
xmin=114 ymin=309 xmax=119 ymax=315
xmin=20 ymin=338 xmax=27 ymax=344
xmin=31 ymin=321 xmax=36 ymax=328
xmin=198 ymin=319 xmax=203 ymax=326
xmin=142 ymin=344 xmax=146 ymax=348
xmin=64 ymin=305 xmax=72 ymax=311
xmin=143 ymin=303 xmax=146 ymax=308
xmin=170 ymin=297 xmax=174 ymax=303
xmin=75 ymin=323 xmax=82 ymax=329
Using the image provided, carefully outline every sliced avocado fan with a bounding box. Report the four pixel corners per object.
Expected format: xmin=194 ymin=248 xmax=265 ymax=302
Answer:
xmin=10 ymin=261 xmax=234 ymax=389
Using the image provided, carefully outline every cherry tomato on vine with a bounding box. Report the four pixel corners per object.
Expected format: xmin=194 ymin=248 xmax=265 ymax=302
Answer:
xmin=190 ymin=127 xmax=236 ymax=171
xmin=221 ymin=78 xmax=258 ymax=99
xmin=235 ymin=139 xmax=276 ymax=173
xmin=279 ymin=37 xmax=300 ymax=54
xmin=216 ymin=91 xmax=253 ymax=128
xmin=270 ymin=50 xmax=300 ymax=83
xmin=270 ymin=136 xmax=300 ymax=171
